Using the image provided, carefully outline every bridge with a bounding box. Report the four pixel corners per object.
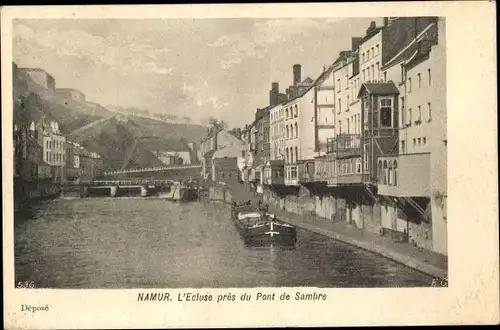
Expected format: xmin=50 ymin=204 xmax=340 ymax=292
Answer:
xmin=102 ymin=164 xmax=202 ymax=176
xmin=62 ymin=179 xmax=200 ymax=198
xmin=99 ymin=164 xmax=202 ymax=181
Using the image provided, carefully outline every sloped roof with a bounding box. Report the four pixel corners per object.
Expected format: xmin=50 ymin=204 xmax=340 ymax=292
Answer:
xmin=358 ymin=82 xmax=400 ymax=98
xmin=300 ymin=77 xmax=314 ymax=84
xmin=383 ymin=22 xmax=437 ymax=69
xmin=213 ymin=144 xmax=245 ymax=159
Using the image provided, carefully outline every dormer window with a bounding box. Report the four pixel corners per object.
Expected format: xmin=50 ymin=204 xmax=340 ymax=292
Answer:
xmin=379 ymin=97 xmax=394 ymax=128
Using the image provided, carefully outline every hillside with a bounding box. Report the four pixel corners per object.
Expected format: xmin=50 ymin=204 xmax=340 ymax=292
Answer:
xmin=69 ymin=118 xmax=164 ymax=170
xmin=107 ymin=105 xmax=194 ymax=125
xmin=124 ymin=116 xmax=208 ymax=142
xmin=13 ymin=71 xmax=208 ymax=170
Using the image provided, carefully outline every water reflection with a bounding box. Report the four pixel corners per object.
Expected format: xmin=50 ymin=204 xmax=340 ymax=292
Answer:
xmin=14 ymin=198 xmax=433 ymax=288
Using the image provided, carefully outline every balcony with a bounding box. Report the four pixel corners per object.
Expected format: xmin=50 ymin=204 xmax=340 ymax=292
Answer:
xmin=314 ymin=156 xmax=328 ymax=183
xmin=377 ymin=153 xmax=430 ymax=197
xmin=326 ymin=134 xmax=362 ymax=158
xmin=263 ymin=160 xmax=284 ymax=185
xmin=337 ymin=173 xmax=363 ymax=185
xmin=298 ymin=161 xmax=315 ymax=183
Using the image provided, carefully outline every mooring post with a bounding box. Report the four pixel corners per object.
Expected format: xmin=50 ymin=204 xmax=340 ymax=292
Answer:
xmin=82 ymin=185 xmax=88 ymax=198
xmin=140 ymin=185 xmax=148 ymax=197
xmin=110 ymin=186 xmax=118 ymax=197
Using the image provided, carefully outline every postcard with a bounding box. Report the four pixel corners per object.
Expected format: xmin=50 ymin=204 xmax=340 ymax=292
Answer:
xmin=2 ymin=2 xmax=498 ymax=329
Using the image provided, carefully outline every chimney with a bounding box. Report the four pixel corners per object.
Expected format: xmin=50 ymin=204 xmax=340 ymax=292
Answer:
xmin=383 ymin=17 xmax=389 ymax=27
xmin=293 ymin=64 xmax=301 ymax=86
xmin=269 ymin=82 xmax=279 ymax=106
xmin=351 ymin=37 xmax=363 ymax=51
xmin=366 ymin=21 xmax=377 ymax=36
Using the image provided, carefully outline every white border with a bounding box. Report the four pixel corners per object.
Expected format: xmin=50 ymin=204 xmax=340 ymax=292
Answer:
xmin=2 ymin=2 xmax=498 ymax=328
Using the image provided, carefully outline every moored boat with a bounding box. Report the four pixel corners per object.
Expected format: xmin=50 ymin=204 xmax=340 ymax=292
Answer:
xmin=231 ymin=203 xmax=297 ymax=245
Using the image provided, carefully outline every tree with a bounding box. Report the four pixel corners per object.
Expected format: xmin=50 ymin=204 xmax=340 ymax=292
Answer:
xmin=208 ymin=116 xmax=227 ymax=131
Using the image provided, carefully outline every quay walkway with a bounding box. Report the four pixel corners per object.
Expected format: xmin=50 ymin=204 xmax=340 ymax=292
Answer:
xmin=225 ymin=183 xmax=448 ymax=280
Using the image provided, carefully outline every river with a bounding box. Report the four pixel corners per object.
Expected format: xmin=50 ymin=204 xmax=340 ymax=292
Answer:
xmin=14 ymin=197 xmax=433 ymax=288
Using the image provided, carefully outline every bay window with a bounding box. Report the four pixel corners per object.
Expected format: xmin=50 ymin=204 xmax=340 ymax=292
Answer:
xmin=379 ymin=97 xmax=393 ymax=128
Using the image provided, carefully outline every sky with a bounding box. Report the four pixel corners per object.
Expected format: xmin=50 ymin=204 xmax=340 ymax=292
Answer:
xmin=12 ymin=17 xmax=382 ymax=128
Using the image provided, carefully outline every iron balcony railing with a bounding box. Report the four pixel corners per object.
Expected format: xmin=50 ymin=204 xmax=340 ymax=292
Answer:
xmin=326 ymin=134 xmax=362 ymax=155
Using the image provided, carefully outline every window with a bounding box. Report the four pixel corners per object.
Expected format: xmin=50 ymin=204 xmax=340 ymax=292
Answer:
xmin=388 ymin=161 xmax=393 ymax=185
xmin=294 ymin=105 xmax=298 ymax=117
xmin=418 ymin=138 xmax=421 ymax=145
xmin=286 ymin=108 xmax=289 ymax=119
xmin=377 ymin=160 xmax=383 ymax=184
xmin=347 ymin=95 xmax=350 ymax=108
xmin=376 ymin=62 xmax=380 ymax=80
xmin=338 ymin=98 xmax=342 ymax=114
xmin=417 ymin=105 xmax=422 ymax=122
xmin=362 ymin=53 xmax=365 ymax=62
xmin=383 ymin=160 xmax=388 ymax=184
xmin=408 ymin=77 xmax=412 ymax=93
xmin=401 ymin=140 xmax=405 ymax=153
xmin=286 ymin=148 xmax=289 ymax=163
xmin=413 ymin=138 xmax=416 ymax=147
xmin=393 ymin=161 xmax=398 ymax=185
xmin=423 ymin=137 xmax=427 ymax=145
xmin=362 ymin=69 xmax=366 ymax=81
xmin=371 ymin=47 xmax=374 ymax=57
xmin=428 ymin=102 xmax=432 ymax=121
xmin=371 ymin=65 xmax=374 ymax=80
xmin=428 ymin=68 xmax=432 ymax=85
xmin=294 ymin=122 xmax=298 ymax=138
xmin=364 ymin=145 xmax=369 ymax=172
xmin=347 ymin=118 xmax=350 ymax=134
xmin=338 ymin=120 xmax=342 ymax=135
xmin=290 ymin=125 xmax=294 ymax=139
xmin=379 ymin=97 xmax=393 ymax=128
xmin=376 ymin=44 xmax=380 ymax=55
xmin=286 ymin=125 xmax=289 ymax=139
xmin=295 ymin=147 xmax=298 ymax=162
xmin=418 ymin=73 xmax=421 ymax=88
xmin=408 ymin=108 xmax=412 ymax=126
xmin=356 ymin=160 xmax=362 ymax=174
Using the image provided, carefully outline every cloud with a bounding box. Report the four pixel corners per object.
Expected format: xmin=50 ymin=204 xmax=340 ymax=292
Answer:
xmin=196 ymin=96 xmax=230 ymax=109
xmin=211 ymin=18 xmax=346 ymax=69
xmin=207 ymin=33 xmax=242 ymax=47
xmin=13 ymin=24 xmax=174 ymax=76
xmin=182 ymin=82 xmax=196 ymax=92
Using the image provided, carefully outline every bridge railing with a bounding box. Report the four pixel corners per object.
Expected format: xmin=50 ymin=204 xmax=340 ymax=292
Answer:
xmin=66 ymin=179 xmax=182 ymax=186
xmin=102 ymin=164 xmax=202 ymax=176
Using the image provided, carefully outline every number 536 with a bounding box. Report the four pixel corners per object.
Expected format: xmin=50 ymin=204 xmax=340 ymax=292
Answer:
xmin=16 ymin=281 xmax=35 ymax=289
xmin=431 ymin=278 xmax=448 ymax=287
